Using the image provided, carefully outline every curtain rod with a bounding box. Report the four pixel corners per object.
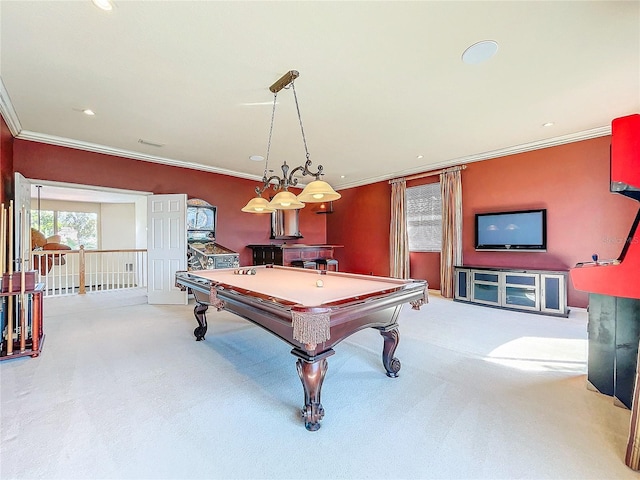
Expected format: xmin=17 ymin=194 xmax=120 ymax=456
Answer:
xmin=389 ymin=164 xmax=467 ymax=184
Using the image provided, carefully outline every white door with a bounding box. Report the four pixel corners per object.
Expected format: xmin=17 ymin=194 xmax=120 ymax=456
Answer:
xmin=147 ymin=194 xmax=187 ymax=304
xmin=13 ymin=173 xmax=32 ymax=272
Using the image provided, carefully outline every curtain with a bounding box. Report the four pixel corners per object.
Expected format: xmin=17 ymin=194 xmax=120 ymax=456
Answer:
xmin=439 ymin=167 xmax=463 ymax=298
xmin=390 ymin=178 xmax=410 ymax=279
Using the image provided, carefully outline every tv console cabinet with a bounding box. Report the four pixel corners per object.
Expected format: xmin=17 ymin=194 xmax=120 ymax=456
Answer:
xmin=454 ymin=266 xmax=569 ymax=317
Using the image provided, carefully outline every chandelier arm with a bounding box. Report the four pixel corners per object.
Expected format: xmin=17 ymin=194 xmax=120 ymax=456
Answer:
xmin=258 ymin=175 xmax=283 ymax=192
xmin=290 ymin=159 xmax=324 ymax=181
xmin=304 ymin=159 xmax=323 ymax=179
xmin=287 ymin=165 xmax=306 ymax=185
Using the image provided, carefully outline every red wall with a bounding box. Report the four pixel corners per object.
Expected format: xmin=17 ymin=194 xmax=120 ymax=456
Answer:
xmin=463 ymin=136 xmax=636 ymax=308
xmin=12 ymin=140 xmax=327 ymax=266
xmin=1 ymin=116 xmax=14 ymax=204
xmin=327 ymin=181 xmax=391 ymax=277
xmin=328 ymin=136 xmax=638 ymax=308
xmin=10 ymin=133 xmax=637 ymax=309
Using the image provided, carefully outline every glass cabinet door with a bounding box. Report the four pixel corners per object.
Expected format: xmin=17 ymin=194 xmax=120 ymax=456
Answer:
xmin=471 ymin=271 xmax=500 ymax=306
xmin=541 ymin=274 xmax=567 ymax=315
xmin=502 ymin=273 xmax=540 ymax=311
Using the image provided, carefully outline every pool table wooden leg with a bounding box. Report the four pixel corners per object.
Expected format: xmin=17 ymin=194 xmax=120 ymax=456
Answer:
xmin=379 ymin=326 xmax=401 ymax=377
xmin=296 ymin=358 xmax=328 ymax=431
xmin=193 ymin=303 xmax=208 ymax=341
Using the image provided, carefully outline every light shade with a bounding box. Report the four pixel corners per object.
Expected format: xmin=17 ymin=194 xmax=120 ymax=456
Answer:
xmin=241 ymin=196 xmax=275 ymax=213
xmin=268 ymin=190 xmax=305 ymax=210
xmin=296 ymin=180 xmax=342 ymax=203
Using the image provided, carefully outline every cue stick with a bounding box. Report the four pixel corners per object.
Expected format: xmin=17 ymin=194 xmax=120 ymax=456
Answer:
xmin=19 ymin=209 xmax=26 ymax=353
xmin=31 ymin=286 xmax=40 ymax=353
xmin=6 ymin=201 xmax=13 ymax=355
xmin=0 ymin=205 xmax=5 ymax=273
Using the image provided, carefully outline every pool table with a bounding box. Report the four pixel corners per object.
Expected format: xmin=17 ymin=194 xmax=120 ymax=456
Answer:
xmin=175 ymin=265 xmax=428 ymax=431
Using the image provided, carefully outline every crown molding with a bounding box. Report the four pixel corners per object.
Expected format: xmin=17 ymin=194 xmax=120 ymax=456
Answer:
xmin=335 ymin=125 xmax=611 ymax=190
xmin=17 ymin=125 xmax=611 ymax=192
xmin=15 ymin=130 xmax=265 ymax=183
xmin=0 ymin=77 xmax=23 ymax=136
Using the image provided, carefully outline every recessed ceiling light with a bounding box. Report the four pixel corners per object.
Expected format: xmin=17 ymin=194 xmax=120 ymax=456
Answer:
xmin=83 ymin=109 xmax=95 ymax=116
xmin=417 ymin=155 xmax=424 ymax=159
xmin=340 ymin=175 xmax=345 ymax=179
xmin=542 ymin=122 xmax=555 ymax=127
xmin=249 ymin=155 xmax=264 ymax=162
xmin=462 ymin=40 xmax=499 ymax=65
xmin=92 ymin=0 xmax=114 ymax=11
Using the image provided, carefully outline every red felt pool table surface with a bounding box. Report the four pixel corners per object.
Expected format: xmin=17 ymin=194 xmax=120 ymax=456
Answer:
xmin=189 ymin=265 xmax=412 ymax=307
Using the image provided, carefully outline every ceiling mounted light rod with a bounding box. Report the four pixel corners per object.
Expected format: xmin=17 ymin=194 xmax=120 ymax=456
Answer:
xmin=242 ymin=70 xmax=341 ymax=214
xmin=269 ymin=70 xmax=299 ymax=94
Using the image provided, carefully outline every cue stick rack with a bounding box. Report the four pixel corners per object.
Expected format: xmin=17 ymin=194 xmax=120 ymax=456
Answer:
xmin=0 ymin=201 xmax=45 ymax=361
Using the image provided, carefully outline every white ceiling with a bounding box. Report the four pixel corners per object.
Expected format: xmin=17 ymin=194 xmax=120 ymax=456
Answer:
xmin=1 ymin=1 xmax=639 ymax=193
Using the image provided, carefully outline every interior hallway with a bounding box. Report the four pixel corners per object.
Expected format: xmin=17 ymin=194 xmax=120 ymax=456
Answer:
xmin=0 ymin=289 xmax=636 ymax=479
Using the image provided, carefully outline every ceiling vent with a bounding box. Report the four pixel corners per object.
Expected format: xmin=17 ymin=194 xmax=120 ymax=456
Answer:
xmin=138 ymin=139 xmax=164 ymax=148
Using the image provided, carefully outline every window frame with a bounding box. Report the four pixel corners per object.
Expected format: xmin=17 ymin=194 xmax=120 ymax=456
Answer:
xmin=406 ymin=181 xmax=442 ymax=253
xmin=31 ymin=208 xmax=99 ymax=250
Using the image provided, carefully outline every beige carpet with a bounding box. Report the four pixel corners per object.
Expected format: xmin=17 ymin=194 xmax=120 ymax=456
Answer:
xmin=0 ymin=289 xmax=636 ymax=479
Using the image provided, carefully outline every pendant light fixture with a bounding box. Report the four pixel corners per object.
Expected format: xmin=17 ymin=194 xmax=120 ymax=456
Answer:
xmin=241 ymin=70 xmax=341 ymax=213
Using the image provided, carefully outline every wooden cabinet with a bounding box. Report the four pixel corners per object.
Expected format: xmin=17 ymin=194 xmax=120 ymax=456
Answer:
xmin=1 ymin=283 xmax=45 ymax=360
xmin=454 ymin=266 xmax=568 ymax=317
xmin=247 ymin=245 xmax=339 ymax=267
xmin=248 ymin=245 xmax=284 ymax=266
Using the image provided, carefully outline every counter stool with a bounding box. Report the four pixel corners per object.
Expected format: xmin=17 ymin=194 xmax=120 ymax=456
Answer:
xmin=291 ymin=260 xmax=317 ymax=269
xmin=315 ymin=258 xmax=338 ymax=272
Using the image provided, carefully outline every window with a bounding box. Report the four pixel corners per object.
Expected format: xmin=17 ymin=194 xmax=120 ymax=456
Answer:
xmin=406 ymin=182 xmax=442 ymax=252
xmin=31 ymin=210 xmax=98 ymax=249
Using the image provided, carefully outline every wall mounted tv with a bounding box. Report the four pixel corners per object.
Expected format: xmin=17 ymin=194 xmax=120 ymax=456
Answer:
xmin=475 ymin=209 xmax=547 ymax=251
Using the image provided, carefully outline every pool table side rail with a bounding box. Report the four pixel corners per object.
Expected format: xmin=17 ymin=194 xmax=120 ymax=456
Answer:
xmin=178 ymin=270 xmax=427 ymax=311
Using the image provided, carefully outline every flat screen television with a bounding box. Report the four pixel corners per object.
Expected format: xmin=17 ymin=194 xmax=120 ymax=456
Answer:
xmin=475 ymin=209 xmax=547 ymax=251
